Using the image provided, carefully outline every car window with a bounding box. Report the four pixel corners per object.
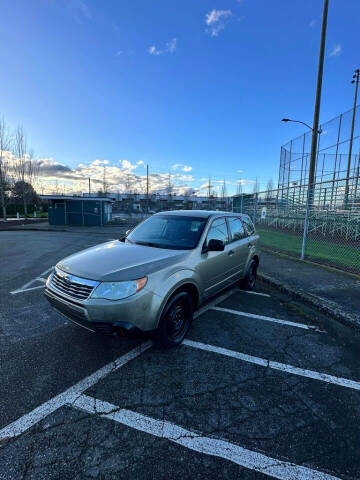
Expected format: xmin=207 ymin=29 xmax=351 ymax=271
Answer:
xmin=242 ymin=215 xmax=256 ymax=235
xmin=227 ymin=217 xmax=246 ymax=242
xmin=206 ymin=218 xmax=229 ymax=245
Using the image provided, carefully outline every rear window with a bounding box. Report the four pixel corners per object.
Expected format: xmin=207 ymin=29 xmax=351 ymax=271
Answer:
xmin=228 ymin=217 xmax=246 ymax=242
xmin=242 ymin=215 xmax=255 ymax=235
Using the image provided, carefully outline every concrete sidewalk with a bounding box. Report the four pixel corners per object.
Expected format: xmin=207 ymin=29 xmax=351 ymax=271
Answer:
xmin=259 ymin=250 xmax=360 ymax=330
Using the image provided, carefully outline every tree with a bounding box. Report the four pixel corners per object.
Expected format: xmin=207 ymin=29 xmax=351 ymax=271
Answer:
xmin=0 ymin=118 xmax=12 ymax=221
xmin=12 ymin=181 xmax=39 ymax=206
xmin=266 ymin=178 xmax=274 ymax=201
xmin=236 ymin=180 xmax=243 ymax=196
xmin=221 ymin=178 xmax=228 ymax=211
xmin=13 ymin=126 xmax=38 ymax=216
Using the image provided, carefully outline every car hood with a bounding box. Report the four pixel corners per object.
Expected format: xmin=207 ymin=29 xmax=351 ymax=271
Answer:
xmin=56 ymin=240 xmax=189 ymax=282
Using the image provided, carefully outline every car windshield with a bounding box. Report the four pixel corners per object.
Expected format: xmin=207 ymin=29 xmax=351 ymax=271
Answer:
xmin=126 ymin=215 xmax=207 ymax=250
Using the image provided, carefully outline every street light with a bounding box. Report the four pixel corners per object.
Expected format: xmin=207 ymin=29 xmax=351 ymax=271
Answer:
xmin=282 ymin=0 xmax=329 ymax=261
xmin=344 ymin=68 xmax=360 ymax=209
xmin=281 ymin=118 xmax=322 ymax=134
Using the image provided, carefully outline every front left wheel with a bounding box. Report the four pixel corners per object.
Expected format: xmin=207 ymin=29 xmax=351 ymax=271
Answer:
xmin=155 ymin=291 xmax=193 ymax=348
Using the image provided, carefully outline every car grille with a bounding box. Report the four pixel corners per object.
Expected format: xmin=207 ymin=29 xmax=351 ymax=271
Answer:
xmin=50 ymin=269 xmax=99 ymax=300
xmin=46 ymin=293 xmax=88 ymax=323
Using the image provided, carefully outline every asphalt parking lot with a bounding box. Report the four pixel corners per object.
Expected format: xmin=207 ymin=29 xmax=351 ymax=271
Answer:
xmin=1 ymin=230 xmax=360 ymax=479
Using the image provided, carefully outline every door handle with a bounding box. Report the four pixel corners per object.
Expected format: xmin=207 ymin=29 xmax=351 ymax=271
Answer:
xmin=228 ymin=250 xmax=235 ymax=256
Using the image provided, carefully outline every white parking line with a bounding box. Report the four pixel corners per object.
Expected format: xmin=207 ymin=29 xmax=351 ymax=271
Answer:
xmin=239 ymin=290 xmax=271 ymax=297
xmin=0 ymin=342 xmax=151 ymax=442
xmin=183 ymin=340 xmax=360 ymax=392
xmin=73 ymin=394 xmax=340 ymax=480
xmin=10 ymin=266 xmax=54 ymax=295
xmin=211 ymin=306 xmax=323 ymax=332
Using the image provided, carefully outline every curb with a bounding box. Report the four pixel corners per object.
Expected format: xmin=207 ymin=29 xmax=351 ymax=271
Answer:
xmin=0 ymin=227 xmax=70 ymax=232
xmin=261 ymin=246 xmax=360 ymax=281
xmin=258 ymin=271 xmax=360 ymax=333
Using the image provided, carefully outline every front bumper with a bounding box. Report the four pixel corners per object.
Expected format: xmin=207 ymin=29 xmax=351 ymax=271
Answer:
xmin=44 ymin=281 xmax=161 ymax=334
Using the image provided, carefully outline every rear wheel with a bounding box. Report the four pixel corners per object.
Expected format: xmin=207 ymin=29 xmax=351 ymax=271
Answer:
xmin=155 ymin=291 xmax=193 ymax=348
xmin=240 ymin=259 xmax=257 ymax=290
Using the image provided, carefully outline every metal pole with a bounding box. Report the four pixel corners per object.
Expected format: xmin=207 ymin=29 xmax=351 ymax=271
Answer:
xmin=344 ymin=69 xmax=359 ymax=209
xmin=330 ymin=113 xmax=342 ymax=208
xmin=88 ymin=177 xmax=91 ymax=196
xmin=301 ymin=0 xmax=329 ymax=260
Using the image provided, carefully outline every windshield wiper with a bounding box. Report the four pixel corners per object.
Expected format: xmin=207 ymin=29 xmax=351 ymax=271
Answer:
xmin=134 ymin=241 xmax=161 ymax=248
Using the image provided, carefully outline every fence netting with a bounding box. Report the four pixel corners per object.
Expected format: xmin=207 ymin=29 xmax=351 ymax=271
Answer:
xmin=233 ymin=176 xmax=360 ymax=274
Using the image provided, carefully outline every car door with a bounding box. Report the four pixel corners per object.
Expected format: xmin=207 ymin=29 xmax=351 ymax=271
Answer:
xmin=199 ymin=217 xmax=234 ymax=297
xmin=226 ymin=216 xmax=251 ymax=279
xmin=241 ymin=214 xmax=259 ymax=265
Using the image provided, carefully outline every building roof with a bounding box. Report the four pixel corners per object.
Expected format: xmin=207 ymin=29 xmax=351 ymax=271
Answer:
xmin=40 ymin=195 xmax=114 ymax=202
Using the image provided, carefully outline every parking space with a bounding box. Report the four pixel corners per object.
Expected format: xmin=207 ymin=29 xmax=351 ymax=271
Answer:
xmin=1 ymin=230 xmax=360 ymax=479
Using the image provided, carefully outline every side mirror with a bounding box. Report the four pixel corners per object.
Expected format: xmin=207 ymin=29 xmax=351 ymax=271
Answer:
xmin=204 ymin=238 xmax=225 ymax=253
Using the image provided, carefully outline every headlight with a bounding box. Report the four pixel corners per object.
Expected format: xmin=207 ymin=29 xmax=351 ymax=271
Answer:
xmin=90 ymin=277 xmax=147 ymax=300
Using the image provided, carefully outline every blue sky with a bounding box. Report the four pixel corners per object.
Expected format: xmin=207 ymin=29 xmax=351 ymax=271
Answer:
xmin=0 ymin=0 xmax=359 ymax=195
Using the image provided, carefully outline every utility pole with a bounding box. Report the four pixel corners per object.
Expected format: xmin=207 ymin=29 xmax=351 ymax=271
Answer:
xmin=207 ymin=176 xmax=212 ymax=209
xmin=88 ymin=177 xmax=91 ymax=196
xmin=301 ymin=0 xmax=329 ymax=260
xmin=221 ymin=178 xmax=227 ymax=211
xmin=344 ymin=68 xmax=360 ymax=209
xmin=103 ymin=166 xmax=107 ymax=195
xmin=146 ymin=164 xmax=149 ymax=213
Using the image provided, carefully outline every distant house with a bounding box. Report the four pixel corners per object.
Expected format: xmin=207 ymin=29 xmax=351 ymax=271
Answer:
xmin=40 ymin=196 xmax=113 ymax=226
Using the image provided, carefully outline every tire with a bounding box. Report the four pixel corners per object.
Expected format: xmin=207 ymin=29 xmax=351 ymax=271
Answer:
xmin=155 ymin=291 xmax=193 ymax=348
xmin=240 ymin=259 xmax=257 ymax=290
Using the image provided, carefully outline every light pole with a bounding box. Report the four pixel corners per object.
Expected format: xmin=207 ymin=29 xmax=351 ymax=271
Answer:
xmin=299 ymin=0 xmax=329 ymax=260
xmin=281 ymin=118 xmax=322 ymax=134
xmin=344 ymin=68 xmax=360 ymax=209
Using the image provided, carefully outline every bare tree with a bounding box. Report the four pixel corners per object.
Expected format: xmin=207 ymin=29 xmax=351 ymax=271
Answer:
xmin=0 ymin=117 xmax=12 ymax=221
xmin=252 ymin=177 xmax=259 ymax=194
xmin=266 ymin=178 xmax=274 ymax=200
xmin=13 ymin=126 xmax=38 ymax=216
xmin=221 ymin=179 xmax=228 ymax=211
xmin=236 ymin=180 xmax=243 ymax=196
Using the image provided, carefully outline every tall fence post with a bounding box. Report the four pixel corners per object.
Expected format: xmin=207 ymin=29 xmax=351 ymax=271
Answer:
xmin=253 ymin=194 xmax=257 ymax=225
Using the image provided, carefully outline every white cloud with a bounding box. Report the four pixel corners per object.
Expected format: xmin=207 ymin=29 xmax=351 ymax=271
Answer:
xmin=92 ymin=159 xmax=109 ymax=165
xmin=148 ymin=38 xmax=177 ymax=56
xmin=115 ymin=50 xmax=123 ymax=56
xmin=71 ymin=0 xmax=91 ymax=19
xmin=166 ymin=38 xmax=177 ymax=54
xmin=205 ymin=9 xmax=232 ymax=37
xmin=330 ymin=44 xmax=342 ymax=57
xmin=148 ymin=45 xmax=162 ymax=56
xmin=172 ymin=163 xmax=192 ymax=172
xmin=26 ymin=156 xmax=199 ymax=196
xmin=237 ymin=179 xmax=255 ymax=185
xmin=309 ymin=19 xmax=316 ymax=28
xmin=237 ymin=169 xmax=243 ymax=174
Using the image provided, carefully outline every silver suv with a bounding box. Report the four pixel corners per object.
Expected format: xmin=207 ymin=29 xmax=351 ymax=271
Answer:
xmin=45 ymin=211 xmax=260 ymax=347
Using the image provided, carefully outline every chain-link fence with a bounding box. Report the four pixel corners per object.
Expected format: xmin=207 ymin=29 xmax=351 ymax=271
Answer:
xmin=233 ymin=176 xmax=360 ymax=274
